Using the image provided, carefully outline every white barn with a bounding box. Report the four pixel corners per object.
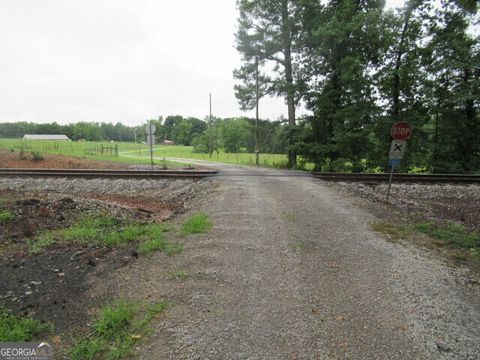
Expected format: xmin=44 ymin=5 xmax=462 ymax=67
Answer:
xmin=23 ymin=134 xmax=71 ymax=141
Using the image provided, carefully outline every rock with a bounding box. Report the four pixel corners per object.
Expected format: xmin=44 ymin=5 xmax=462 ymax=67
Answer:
xmin=436 ymin=341 xmax=451 ymax=352
xmin=24 ymin=291 xmax=32 ymax=296
xmin=18 ymin=199 xmax=40 ymax=206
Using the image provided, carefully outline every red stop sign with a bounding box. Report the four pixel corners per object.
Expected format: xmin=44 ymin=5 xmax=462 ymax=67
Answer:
xmin=391 ymin=121 xmax=412 ymax=140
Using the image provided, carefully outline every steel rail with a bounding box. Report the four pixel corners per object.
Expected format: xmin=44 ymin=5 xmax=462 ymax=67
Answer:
xmin=0 ymin=168 xmax=217 ymax=179
xmin=311 ymin=172 xmax=480 ymax=183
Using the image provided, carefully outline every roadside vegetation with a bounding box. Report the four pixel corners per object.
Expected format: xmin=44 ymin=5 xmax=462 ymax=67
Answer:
xmin=31 ymin=215 xmax=179 ymax=256
xmin=372 ymin=221 xmax=480 ymax=269
xmin=0 ymin=209 xmax=14 ymax=223
xmin=169 ymin=271 xmax=189 ymax=280
xmin=0 ymin=307 xmax=53 ymax=342
xmin=69 ymin=300 xmax=168 ymax=360
xmin=181 ymin=213 xmax=212 ymax=236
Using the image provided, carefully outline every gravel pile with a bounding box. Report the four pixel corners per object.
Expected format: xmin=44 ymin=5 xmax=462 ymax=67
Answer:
xmin=332 ymin=182 xmax=480 ymax=230
xmin=0 ymin=177 xmax=211 ymax=204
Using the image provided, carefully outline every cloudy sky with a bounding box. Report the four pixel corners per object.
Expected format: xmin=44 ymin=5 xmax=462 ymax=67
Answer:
xmin=0 ymin=0 xmax=405 ymax=126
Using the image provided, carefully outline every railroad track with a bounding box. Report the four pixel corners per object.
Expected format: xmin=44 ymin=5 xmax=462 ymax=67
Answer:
xmin=311 ymin=172 xmax=480 ymax=183
xmin=0 ymin=168 xmax=217 ymax=179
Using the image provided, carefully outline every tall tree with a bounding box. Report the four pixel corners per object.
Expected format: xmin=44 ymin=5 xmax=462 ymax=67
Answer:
xmin=300 ymin=0 xmax=386 ymax=171
xmin=423 ymin=0 xmax=480 ymax=172
xmin=235 ymin=0 xmax=303 ymax=168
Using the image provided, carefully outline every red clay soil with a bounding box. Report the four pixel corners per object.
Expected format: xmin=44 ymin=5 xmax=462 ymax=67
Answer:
xmin=0 ymin=149 xmax=129 ymax=169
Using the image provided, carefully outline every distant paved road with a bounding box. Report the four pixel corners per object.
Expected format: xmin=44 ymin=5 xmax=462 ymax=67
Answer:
xmin=140 ymin=161 xmax=480 ymax=359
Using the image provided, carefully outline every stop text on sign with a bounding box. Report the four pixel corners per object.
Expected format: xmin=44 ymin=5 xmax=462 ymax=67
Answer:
xmin=391 ymin=121 xmax=412 ymax=141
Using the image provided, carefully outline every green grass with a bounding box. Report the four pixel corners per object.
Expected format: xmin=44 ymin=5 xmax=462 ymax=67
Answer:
xmin=371 ymin=222 xmax=412 ymax=242
xmin=288 ymin=241 xmax=305 ymax=250
xmin=0 ymin=138 xmax=313 ymax=170
xmin=31 ymin=216 xmax=179 ymax=256
xmin=70 ymin=300 xmax=168 ymax=360
xmin=0 ymin=138 xmax=189 ymax=167
xmin=372 ymin=221 xmax=480 ymax=267
xmin=0 ymin=307 xmax=53 ymax=341
xmin=413 ymin=222 xmax=479 ymax=249
xmin=147 ymin=146 xmax=289 ymax=168
xmin=181 ymin=213 xmax=212 ymax=236
xmin=169 ymin=271 xmax=189 ymax=280
xmin=0 ymin=209 xmax=14 ymax=222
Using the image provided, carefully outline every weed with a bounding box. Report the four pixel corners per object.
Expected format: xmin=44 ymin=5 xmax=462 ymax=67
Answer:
xmin=169 ymin=271 xmax=189 ymax=280
xmin=371 ymin=222 xmax=412 ymax=242
xmin=93 ymin=301 xmax=136 ymax=338
xmin=31 ymin=233 xmax=56 ymax=253
xmin=138 ymin=237 xmax=166 ymax=255
xmin=0 ymin=210 xmax=14 ymax=223
xmin=0 ymin=307 xmax=53 ymax=342
xmin=30 ymin=151 xmax=44 ymax=161
xmin=70 ymin=300 xmax=168 ymax=360
xmin=18 ymin=148 xmax=27 ymax=160
xmin=414 ymin=222 xmax=479 ymax=249
xmin=289 ymin=241 xmax=305 ymax=250
xmin=281 ymin=211 xmax=297 ymax=223
xmin=32 ymin=216 xmax=179 ymax=257
xmin=372 ymin=221 xmax=480 ymax=270
xmin=181 ymin=213 xmax=212 ymax=236
xmin=164 ymin=243 xmax=183 ymax=256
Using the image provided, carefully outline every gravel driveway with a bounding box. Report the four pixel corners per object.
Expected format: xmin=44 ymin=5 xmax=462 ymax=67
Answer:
xmin=120 ymin=162 xmax=480 ymax=359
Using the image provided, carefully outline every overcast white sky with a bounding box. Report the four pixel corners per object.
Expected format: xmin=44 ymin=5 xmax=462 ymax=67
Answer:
xmin=0 ymin=0 xmax=405 ymax=126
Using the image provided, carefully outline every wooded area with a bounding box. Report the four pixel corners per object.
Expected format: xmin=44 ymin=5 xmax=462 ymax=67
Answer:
xmin=234 ymin=0 xmax=479 ymax=173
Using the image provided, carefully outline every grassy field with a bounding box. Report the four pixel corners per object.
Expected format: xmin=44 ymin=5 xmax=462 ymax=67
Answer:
xmin=125 ymin=146 xmax=289 ymax=167
xmin=0 ymin=138 xmax=188 ymax=167
xmin=0 ymin=138 xmax=293 ymax=168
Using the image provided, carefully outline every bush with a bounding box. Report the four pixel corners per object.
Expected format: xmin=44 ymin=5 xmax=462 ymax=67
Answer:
xmin=18 ymin=148 xmax=27 ymax=160
xmin=193 ymin=143 xmax=208 ymax=154
xmin=31 ymin=151 xmax=44 ymax=161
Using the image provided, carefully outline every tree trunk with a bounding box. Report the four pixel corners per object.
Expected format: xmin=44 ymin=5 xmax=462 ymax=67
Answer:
xmin=462 ymin=67 xmax=476 ymax=172
xmin=281 ymin=0 xmax=297 ymax=169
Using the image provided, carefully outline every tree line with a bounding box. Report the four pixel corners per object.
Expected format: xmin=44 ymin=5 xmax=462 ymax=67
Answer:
xmin=234 ymin=0 xmax=479 ymax=173
xmin=0 ymin=116 xmax=290 ymax=156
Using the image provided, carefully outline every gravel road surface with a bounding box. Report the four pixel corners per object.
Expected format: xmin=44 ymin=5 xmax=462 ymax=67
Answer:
xmin=127 ymin=162 xmax=480 ymax=359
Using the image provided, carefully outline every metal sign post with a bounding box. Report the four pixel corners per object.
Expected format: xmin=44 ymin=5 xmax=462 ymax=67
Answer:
xmin=145 ymin=123 xmax=156 ymax=170
xmin=386 ymin=158 xmax=401 ymax=201
xmin=387 ymin=121 xmax=412 ymax=201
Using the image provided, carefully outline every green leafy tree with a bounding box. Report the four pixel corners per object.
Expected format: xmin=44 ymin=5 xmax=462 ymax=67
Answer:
xmin=236 ymin=0 xmax=304 ymax=168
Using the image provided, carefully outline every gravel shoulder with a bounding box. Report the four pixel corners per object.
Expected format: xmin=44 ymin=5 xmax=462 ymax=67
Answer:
xmin=107 ymin=164 xmax=480 ymax=359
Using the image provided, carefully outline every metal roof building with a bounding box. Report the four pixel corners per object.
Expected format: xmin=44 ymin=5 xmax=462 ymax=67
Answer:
xmin=22 ymin=134 xmax=71 ymax=141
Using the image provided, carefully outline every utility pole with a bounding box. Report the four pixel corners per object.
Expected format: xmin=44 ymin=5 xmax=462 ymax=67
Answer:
xmin=149 ymin=122 xmax=154 ymax=170
xmin=208 ymin=93 xmax=214 ymax=158
xmin=255 ymin=57 xmax=260 ymax=166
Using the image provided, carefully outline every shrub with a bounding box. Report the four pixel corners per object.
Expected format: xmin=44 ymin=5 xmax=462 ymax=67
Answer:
xmin=18 ymin=148 xmax=27 ymax=160
xmin=31 ymin=151 xmax=44 ymax=161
